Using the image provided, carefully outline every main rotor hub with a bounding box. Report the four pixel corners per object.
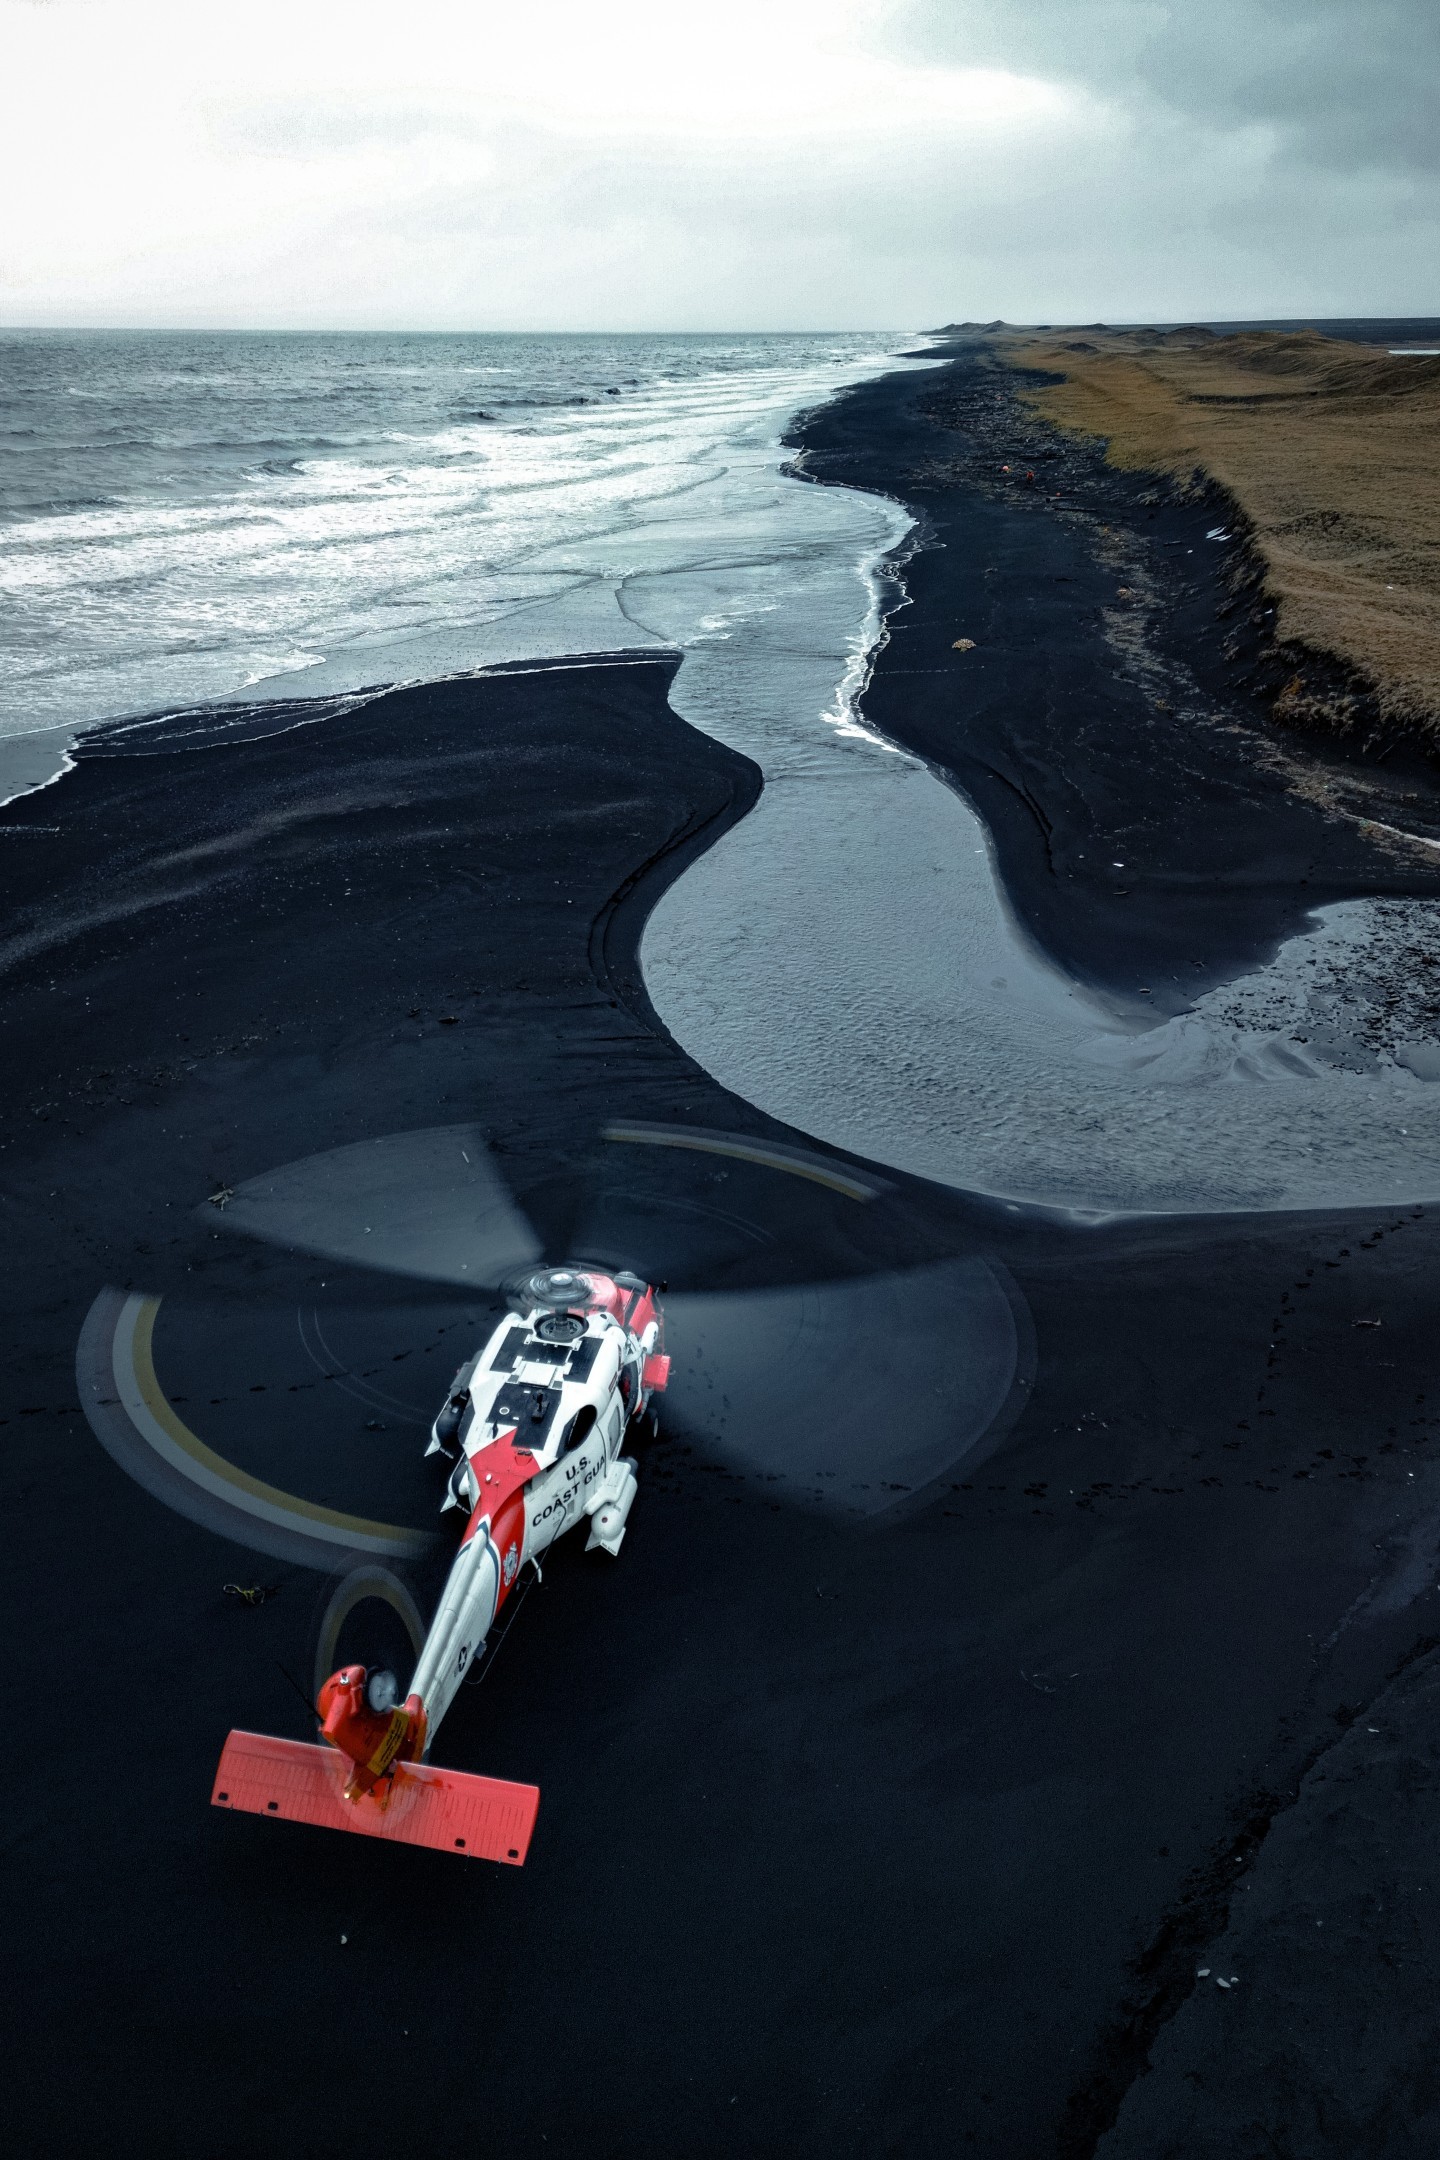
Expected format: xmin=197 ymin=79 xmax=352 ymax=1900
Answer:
xmin=534 ymin=1311 xmax=587 ymax=1344
xmin=516 ymin=1264 xmax=621 ymax=1315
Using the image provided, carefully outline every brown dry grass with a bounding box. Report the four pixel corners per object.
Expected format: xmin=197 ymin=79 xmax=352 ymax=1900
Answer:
xmin=1001 ymin=327 xmax=1440 ymax=740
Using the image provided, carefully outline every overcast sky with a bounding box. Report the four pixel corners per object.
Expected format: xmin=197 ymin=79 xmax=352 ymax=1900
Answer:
xmin=1 ymin=0 xmax=1434 ymax=329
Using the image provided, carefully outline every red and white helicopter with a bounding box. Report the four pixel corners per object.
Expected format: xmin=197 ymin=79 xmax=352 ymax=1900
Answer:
xmin=211 ymin=1263 xmax=668 ymax=1866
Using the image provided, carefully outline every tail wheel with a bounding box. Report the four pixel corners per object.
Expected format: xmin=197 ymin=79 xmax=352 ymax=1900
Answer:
xmin=365 ymin=1669 xmax=400 ymax=1714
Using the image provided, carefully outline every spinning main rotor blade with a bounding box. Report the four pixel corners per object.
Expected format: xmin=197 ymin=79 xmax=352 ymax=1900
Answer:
xmin=663 ymin=1258 xmax=1031 ymax=1515
xmin=189 ymin=1120 xmax=1033 ymax=1518
xmin=212 ymin=1126 xmax=542 ymax=1286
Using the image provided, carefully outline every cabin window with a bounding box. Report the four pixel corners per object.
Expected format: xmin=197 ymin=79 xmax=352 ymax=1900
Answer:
xmin=560 ymin=1404 xmax=597 ymax=1456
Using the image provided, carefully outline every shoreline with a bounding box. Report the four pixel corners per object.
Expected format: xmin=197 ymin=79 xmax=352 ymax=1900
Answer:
xmin=793 ymin=336 xmax=1440 ymax=996
xmin=0 ymin=327 xmax=925 ymax=811
xmin=636 ymin=345 xmax=1440 ymax=1217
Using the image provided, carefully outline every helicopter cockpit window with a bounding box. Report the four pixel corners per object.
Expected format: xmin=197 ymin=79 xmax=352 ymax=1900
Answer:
xmin=559 ymin=1403 xmax=597 ymax=1457
xmin=433 ymin=1390 xmax=469 ymax=1449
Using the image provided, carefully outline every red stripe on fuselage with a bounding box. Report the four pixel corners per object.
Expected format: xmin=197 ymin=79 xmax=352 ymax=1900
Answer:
xmin=460 ymin=1434 xmax=536 ymax=1620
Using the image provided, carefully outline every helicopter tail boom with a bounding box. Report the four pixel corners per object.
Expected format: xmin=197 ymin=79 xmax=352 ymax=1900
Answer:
xmin=211 ymin=1730 xmax=540 ymax=1863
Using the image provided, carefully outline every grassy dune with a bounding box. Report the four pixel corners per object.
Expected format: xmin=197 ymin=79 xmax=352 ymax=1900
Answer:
xmin=1002 ymin=327 xmax=1440 ymax=743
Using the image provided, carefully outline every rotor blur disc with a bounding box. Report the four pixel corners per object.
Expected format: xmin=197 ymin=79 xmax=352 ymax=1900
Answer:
xmin=313 ymin=1564 xmax=427 ymax=1708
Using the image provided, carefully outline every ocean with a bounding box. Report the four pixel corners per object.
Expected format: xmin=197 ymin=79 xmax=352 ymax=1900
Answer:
xmin=0 ymin=328 xmax=918 ymax=793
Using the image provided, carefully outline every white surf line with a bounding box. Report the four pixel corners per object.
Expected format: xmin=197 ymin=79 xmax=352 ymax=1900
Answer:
xmin=1364 ymin=818 xmax=1440 ymax=854
xmin=0 ymin=723 xmax=81 ymax=811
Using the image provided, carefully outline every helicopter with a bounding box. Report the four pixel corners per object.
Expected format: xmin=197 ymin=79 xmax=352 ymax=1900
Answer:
xmin=71 ymin=1121 xmax=1028 ymax=1864
xmin=210 ymin=1262 xmax=668 ymax=1865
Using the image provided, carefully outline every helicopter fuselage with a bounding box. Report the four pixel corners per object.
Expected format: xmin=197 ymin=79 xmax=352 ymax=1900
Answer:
xmin=406 ymin=1265 xmax=667 ymax=1738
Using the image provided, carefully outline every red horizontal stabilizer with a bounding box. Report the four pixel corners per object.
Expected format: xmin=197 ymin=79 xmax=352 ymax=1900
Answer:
xmin=212 ymin=1730 xmax=539 ymax=1864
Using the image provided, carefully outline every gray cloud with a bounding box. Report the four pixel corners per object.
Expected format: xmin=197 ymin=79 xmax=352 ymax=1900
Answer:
xmin=894 ymin=0 xmax=1440 ymax=175
xmin=1 ymin=0 xmax=1435 ymax=327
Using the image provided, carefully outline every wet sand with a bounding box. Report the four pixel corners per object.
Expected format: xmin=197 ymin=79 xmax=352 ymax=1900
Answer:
xmin=7 ymin=357 xmax=1440 ymax=2158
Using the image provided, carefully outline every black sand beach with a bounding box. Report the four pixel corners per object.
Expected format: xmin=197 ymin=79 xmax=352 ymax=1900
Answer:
xmin=10 ymin=352 xmax=1440 ymax=2158
xmin=795 ymin=338 xmax=1440 ymax=1010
